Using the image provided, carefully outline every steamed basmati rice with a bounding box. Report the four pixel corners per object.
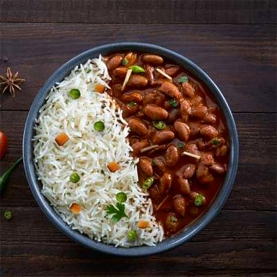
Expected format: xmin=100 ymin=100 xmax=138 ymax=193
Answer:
xmin=33 ymin=56 xmax=164 ymax=247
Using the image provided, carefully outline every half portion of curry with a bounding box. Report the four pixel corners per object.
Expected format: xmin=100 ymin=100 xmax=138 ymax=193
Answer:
xmin=104 ymin=52 xmax=229 ymax=237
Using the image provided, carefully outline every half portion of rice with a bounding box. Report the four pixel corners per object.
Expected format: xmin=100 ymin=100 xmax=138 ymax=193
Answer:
xmin=33 ymin=56 xmax=164 ymax=247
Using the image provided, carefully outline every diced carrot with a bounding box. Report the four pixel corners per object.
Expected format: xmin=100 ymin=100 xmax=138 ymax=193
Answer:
xmin=70 ymin=203 xmax=82 ymax=214
xmin=55 ymin=132 xmax=69 ymax=146
xmin=94 ymin=83 xmax=105 ymax=93
xmin=107 ymin=161 xmax=120 ymax=172
xmin=137 ymin=220 xmax=149 ymax=229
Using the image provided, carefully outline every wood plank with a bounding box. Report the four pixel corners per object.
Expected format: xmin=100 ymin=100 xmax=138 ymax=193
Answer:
xmin=0 ymin=209 xmax=276 ymax=276
xmin=0 ymin=208 xmax=275 ymax=244
xmin=0 ymin=24 xmax=275 ymax=112
xmin=0 ymin=0 xmax=275 ymax=24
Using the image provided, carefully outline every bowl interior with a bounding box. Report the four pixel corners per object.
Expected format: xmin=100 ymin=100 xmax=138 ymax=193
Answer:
xmin=23 ymin=42 xmax=239 ymax=256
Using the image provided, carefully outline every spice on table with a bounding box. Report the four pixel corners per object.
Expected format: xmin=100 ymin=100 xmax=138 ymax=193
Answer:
xmin=4 ymin=210 xmax=13 ymax=220
xmin=0 ymin=67 xmax=26 ymax=97
xmin=0 ymin=157 xmax=23 ymax=194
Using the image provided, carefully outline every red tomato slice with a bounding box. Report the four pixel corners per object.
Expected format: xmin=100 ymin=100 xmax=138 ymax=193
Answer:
xmin=0 ymin=131 xmax=8 ymax=159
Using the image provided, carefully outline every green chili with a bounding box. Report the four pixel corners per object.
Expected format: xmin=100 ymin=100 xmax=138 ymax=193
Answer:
xmin=152 ymin=121 xmax=166 ymax=130
xmin=129 ymin=65 xmax=145 ymax=73
xmin=127 ymin=230 xmax=137 ymax=242
xmin=70 ymin=173 xmax=80 ymax=183
xmin=194 ymin=193 xmax=205 ymax=207
xmin=94 ymin=121 xmax=105 ymax=132
xmin=69 ymin=88 xmax=81 ymax=99
xmin=0 ymin=157 xmax=22 ymax=194
xmin=116 ymin=192 xmax=127 ymax=203
xmin=142 ymin=177 xmax=154 ymax=189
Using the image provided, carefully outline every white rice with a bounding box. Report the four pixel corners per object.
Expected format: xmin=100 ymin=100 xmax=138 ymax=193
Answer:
xmin=33 ymin=56 xmax=164 ymax=247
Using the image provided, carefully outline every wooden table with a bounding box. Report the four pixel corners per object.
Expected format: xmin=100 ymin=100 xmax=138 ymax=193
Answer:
xmin=0 ymin=1 xmax=276 ymax=276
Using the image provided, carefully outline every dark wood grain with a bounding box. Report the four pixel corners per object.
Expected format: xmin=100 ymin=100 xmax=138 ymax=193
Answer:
xmin=0 ymin=1 xmax=276 ymax=276
xmin=0 ymin=0 xmax=276 ymax=24
xmin=0 ymin=24 xmax=276 ymax=112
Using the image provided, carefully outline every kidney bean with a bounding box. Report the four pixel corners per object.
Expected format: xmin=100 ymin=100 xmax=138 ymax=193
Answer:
xmin=174 ymin=121 xmax=190 ymax=142
xmin=165 ymin=212 xmax=179 ymax=231
xmin=159 ymin=81 xmax=182 ymax=99
xmin=196 ymin=164 xmax=214 ymax=184
xmin=127 ymin=74 xmax=148 ymax=88
xmin=180 ymin=99 xmax=192 ymax=120
xmin=182 ymin=164 xmax=196 ymax=179
xmin=131 ymin=140 xmax=149 ymax=156
xmin=128 ymin=118 xmax=148 ymax=136
xmin=121 ymin=91 xmax=143 ymax=103
xmin=113 ymin=66 xmax=128 ymax=78
xmin=107 ymin=55 xmax=123 ymax=70
xmin=186 ymin=143 xmax=201 ymax=156
xmin=143 ymin=104 xmax=168 ymax=120
xmin=189 ymin=191 xmax=198 ymax=200
xmin=167 ymin=109 xmax=181 ymax=123
xmin=197 ymin=139 xmax=206 ymax=150
xmin=149 ymin=185 xmax=163 ymax=204
xmin=142 ymin=54 xmax=164 ymax=65
xmin=164 ymin=145 xmax=179 ymax=167
xmin=152 ymin=130 xmax=175 ymax=145
xmin=152 ymin=157 xmax=166 ymax=175
xmin=173 ymin=195 xmax=186 ymax=216
xmin=143 ymin=91 xmax=166 ymax=107
xmin=200 ymin=125 xmax=219 ymax=139
xmin=159 ymin=172 xmax=172 ymax=194
xmin=216 ymin=145 xmax=228 ymax=157
xmin=204 ymin=113 xmax=217 ymax=124
xmin=165 ymin=66 xmax=180 ymax=77
xmin=132 ymin=140 xmax=149 ymax=157
xmin=124 ymin=103 xmax=139 ymax=115
xmin=178 ymin=177 xmax=191 ymax=195
xmin=182 ymin=82 xmax=195 ymax=98
xmin=210 ymin=163 xmax=226 ymax=175
xmin=191 ymin=95 xmax=203 ymax=106
xmin=191 ymin=105 xmax=208 ymax=119
xmin=139 ymin=157 xmax=153 ymax=176
xmin=200 ymin=152 xmax=215 ymax=166
xmin=124 ymin=52 xmax=137 ymax=66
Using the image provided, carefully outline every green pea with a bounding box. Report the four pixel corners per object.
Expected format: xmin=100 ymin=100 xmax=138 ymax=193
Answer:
xmin=152 ymin=121 xmax=166 ymax=130
xmin=94 ymin=121 xmax=105 ymax=132
xmin=142 ymin=177 xmax=154 ymax=189
xmin=70 ymin=173 xmax=80 ymax=183
xmin=69 ymin=89 xmax=81 ymax=99
xmin=116 ymin=192 xmax=127 ymax=203
xmin=194 ymin=194 xmax=205 ymax=207
xmin=4 ymin=210 xmax=12 ymax=220
xmin=127 ymin=230 xmax=137 ymax=242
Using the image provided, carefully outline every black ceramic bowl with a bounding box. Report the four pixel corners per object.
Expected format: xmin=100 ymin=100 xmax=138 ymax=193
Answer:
xmin=23 ymin=42 xmax=239 ymax=257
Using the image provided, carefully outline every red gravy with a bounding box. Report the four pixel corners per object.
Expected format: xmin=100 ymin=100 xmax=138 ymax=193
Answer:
xmin=104 ymin=52 xmax=229 ymax=237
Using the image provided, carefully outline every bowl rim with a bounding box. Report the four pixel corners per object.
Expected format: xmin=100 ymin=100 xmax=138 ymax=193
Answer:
xmin=23 ymin=42 xmax=239 ymax=257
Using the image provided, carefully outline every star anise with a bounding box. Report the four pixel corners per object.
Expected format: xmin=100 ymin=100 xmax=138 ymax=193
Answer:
xmin=0 ymin=67 xmax=26 ymax=97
